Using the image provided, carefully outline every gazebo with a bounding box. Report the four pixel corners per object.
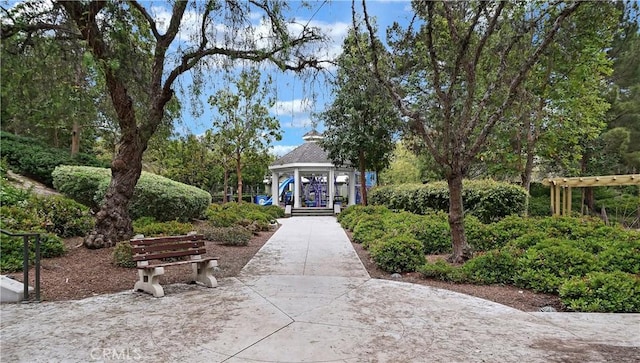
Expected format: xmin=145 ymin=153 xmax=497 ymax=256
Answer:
xmin=268 ymin=130 xmax=357 ymax=209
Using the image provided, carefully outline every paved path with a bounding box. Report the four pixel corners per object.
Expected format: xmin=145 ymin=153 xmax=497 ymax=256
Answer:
xmin=1 ymin=217 xmax=639 ymax=362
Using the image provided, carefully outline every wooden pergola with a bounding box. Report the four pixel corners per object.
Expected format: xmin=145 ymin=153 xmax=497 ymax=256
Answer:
xmin=541 ymin=174 xmax=640 ymax=216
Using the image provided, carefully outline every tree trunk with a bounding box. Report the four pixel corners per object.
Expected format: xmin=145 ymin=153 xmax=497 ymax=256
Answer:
xmin=358 ymin=149 xmax=367 ymax=206
xmin=84 ymin=137 xmax=144 ymax=248
xmin=223 ymin=169 xmax=229 ymax=203
xmin=71 ymin=121 xmax=80 ymax=155
xmin=447 ymin=171 xmax=472 ymax=263
xmin=236 ymin=154 xmax=243 ymax=203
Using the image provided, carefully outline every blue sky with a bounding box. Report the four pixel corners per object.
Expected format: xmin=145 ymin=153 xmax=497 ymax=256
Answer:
xmin=171 ymin=0 xmax=414 ymax=156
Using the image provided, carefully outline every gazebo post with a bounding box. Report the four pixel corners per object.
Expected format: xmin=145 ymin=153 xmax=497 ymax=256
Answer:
xmin=271 ymin=172 xmax=279 ymax=205
xmin=328 ymin=169 xmax=335 ymax=208
xmin=348 ymin=171 xmax=357 ymax=205
xmin=294 ymin=168 xmax=301 ymax=208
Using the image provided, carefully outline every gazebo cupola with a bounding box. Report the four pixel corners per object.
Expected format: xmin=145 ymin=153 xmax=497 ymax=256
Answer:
xmin=268 ymin=130 xmax=357 ymax=208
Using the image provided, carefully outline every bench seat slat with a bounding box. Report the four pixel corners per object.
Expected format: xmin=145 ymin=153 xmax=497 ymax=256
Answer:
xmin=132 ymin=241 xmax=204 ymax=254
xmin=138 ymin=257 xmax=218 ymax=269
xmin=133 ymin=248 xmax=207 ymax=261
xmin=130 ymin=235 xmax=204 ymax=246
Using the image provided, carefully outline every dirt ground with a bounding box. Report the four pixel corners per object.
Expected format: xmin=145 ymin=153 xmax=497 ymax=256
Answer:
xmin=8 ymin=232 xmax=274 ymax=302
xmin=9 ymin=226 xmax=562 ymax=312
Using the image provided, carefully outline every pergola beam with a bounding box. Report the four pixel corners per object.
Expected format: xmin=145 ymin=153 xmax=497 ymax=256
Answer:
xmin=542 ymin=174 xmax=640 ymax=187
xmin=542 ymin=174 xmax=639 ymax=216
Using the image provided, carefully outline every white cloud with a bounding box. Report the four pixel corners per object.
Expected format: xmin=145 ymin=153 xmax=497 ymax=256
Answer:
xmin=271 ymin=145 xmax=298 ymax=157
xmin=270 ymin=98 xmax=313 ymax=116
xmin=289 ymin=117 xmax=313 ymax=128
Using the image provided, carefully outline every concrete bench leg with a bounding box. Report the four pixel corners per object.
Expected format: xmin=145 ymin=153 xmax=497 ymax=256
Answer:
xmin=134 ymin=267 xmax=165 ymax=297
xmin=192 ymin=260 xmax=218 ymax=288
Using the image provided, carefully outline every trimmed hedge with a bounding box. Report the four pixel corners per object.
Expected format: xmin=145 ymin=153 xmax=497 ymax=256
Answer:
xmin=52 ymin=165 xmax=211 ymax=221
xmin=369 ymin=180 xmax=528 ymax=223
xmin=0 ymin=131 xmax=106 ymax=186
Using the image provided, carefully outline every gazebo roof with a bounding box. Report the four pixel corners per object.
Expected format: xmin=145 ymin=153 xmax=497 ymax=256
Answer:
xmin=271 ymin=140 xmax=332 ymax=166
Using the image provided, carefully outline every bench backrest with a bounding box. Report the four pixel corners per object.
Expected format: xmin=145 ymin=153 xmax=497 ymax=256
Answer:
xmin=130 ymin=234 xmax=206 ymax=262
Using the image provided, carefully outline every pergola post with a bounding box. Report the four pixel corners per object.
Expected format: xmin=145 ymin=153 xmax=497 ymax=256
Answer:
xmin=294 ymin=168 xmax=301 ymax=208
xmin=554 ymin=185 xmax=561 ymax=216
xmin=271 ymin=172 xmax=279 ymax=205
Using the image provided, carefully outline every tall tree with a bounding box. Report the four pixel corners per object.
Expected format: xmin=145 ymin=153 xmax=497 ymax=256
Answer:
xmin=0 ymin=16 xmax=99 ymax=152
xmin=3 ymin=1 xmax=323 ymax=248
xmin=480 ymin=4 xmax=618 ymax=191
xmin=319 ymin=27 xmax=401 ymax=205
xmin=360 ymin=1 xmax=582 ymax=261
xmin=209 ymin=69 xmax=281 ymax=203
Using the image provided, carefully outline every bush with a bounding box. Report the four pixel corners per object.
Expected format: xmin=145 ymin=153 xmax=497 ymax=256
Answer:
xmin=337 ymin=205 xmax=391 ymax=231
xmin=559 ymin=271 xmax=640 ymax=313
xmin=0 ymin=233 xmax=65 ymax=272
xmin=0 ymin=131 xmax=106 ymax=186
xmin=133 ymin=219 xmax=194 ymax=237
xmin=514 ymin=239 xmax=600 ymax=293
xmin=480 ymin=215 xmax=536 ymax=250
xmin=369 ymin=179 xmax=528 ymax=223
xmin=369 ymin=234 xmax=425 ymax=273
xmin=0 ymin=178 xmax=32 ymax=207
xmin=53 ymin=165 xmax=211 ymax=221
xmin=205 ymin=202 xmax=277 ymax=231
xmin=599 ymin=238 xmax=640 ymax=274
xmin=414 ymin=211 xmax=451 ymax=254
xmin=263 ymin=205 xmax=285 ymax=219
xmin=418 ymin=259 xmax=465 ymax=282
xmin=199 ymin=224 xmax=252 ymax=246
xmin=112 ymin=241 xmax=136 ymax=268
xmin=31 ymin=195 xmax=94 ymax=237
xmin=462 ymin=248 xmax=521 ymax=284
xmin=352 ymin=215 xmax=387 ymax=246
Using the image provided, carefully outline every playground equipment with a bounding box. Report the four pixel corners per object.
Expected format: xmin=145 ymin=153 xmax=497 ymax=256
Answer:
xmin=262 ymin=177 xmax=295 ymax=206
xmin=304 ymin=176 xmax=328 ymax=207
xmin=355 ymin=171 xmax=377 ymax=205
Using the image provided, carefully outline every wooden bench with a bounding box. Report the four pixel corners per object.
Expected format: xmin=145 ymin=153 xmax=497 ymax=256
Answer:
xmin=130 ymin=234 xmax=218 ymax=297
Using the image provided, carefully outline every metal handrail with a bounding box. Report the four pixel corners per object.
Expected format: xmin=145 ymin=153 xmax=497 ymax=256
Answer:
xmin=0 ymin=229 xmax=41 ymax=302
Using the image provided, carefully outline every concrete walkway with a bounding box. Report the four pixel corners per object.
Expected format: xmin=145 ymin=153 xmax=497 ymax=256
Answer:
xmin=1 ymin=217 xmax=639 ymax=362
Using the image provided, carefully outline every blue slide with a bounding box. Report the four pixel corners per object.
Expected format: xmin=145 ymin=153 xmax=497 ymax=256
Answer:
xmin=262 ymin=177 xmax=295 ymax=206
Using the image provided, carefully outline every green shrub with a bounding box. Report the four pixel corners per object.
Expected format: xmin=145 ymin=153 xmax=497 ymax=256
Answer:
xmin=0 ymin=131 xmax=106 ymax=186
xmin=484 ymin=215 xmax=536 ymax=250
xmin=462 ymin=248 xmax=521 ymax=284
xmin=559 ymin=271 xmax=640 ymax=313
xmin=418 ymin=259 xmax=465 ymax=282
xmin=369 ymin=234 xmax=425 ymax=273
xmin=53 ymin=165 xmax=211 ymax=221
xmin=263 ymin=205 xmax=285 ymax=219
xmin=337 ymin=205 xmax=391 ymax=231
xmin=507 ymin=232 xmax=549 ymax=250
xmin=514 ymin=239 xmax=600 ymax=293
xmin=205 ymin=202 xmax=277 ymax=230
xmin=415 ymin=212 xmax=451 ymax=254
xmin=199 ymin=224 xmax=252 ymax=246
xmin=31 ymin=195 xmax=94 ymax=237
xmin=464 ymin=215 xmax=492 ymax=252
xmin=51 ymin=166 xmax=110 ymax=209
xmin=0 ymin=233 xmax=65 ymax=272
xmin=112 ymin=241 xmax=136 ymax=268
xmin=599 ymin=238 xmax=640 ymax=274
xmin=369 ymin=180 xmax=527 ymax=223
xmin=0 ymin=178 xmax=32 ymax=206
xmin=0 ymin=205 xmax=44 ymax=231
xmin=133 ymin=220 xmax=194 ymax=237
xmin=352 ymin=215 xmax=387 ymax=246
xmin=337 ymin=205 xmax=365 ymax=230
